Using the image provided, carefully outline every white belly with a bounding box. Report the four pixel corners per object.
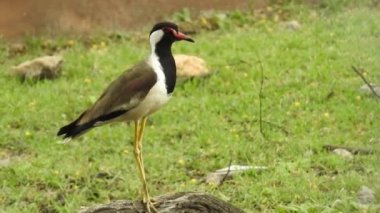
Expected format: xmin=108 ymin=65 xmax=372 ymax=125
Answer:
xmin=123 ymin=81 xmax=170 ymax=120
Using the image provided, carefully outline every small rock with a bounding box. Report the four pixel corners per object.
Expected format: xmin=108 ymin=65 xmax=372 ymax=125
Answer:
xmin=0 ymin=157 xmax=11 ymax=167
xmin=12 ymin=55 xmax=63 ymax=81
xmin=333 ymin=148 xmax=354 ymax=160
xmin=281 ymin=20 xmax=302 ymax=31
xmin=174 ymin=54 xmax=210 ymax=78
xmin=206 ymin=172 xmax=229 ymax=185
xmin=359 ymin=83 xmax=380 ymax=97
xmin=9 ymin=43 xmax=27 ymax=56
xmin=357 ymin=186 xmax=375 ymax=205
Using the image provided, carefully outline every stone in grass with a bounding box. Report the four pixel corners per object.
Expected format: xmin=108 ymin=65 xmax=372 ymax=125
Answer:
xmin=359 ymin=83 xmax=380 ymax=97
xmin=9 ymin=43 xmax=27 ymax=56
xmin=0 ymin=157 xmax=11 ymax=167
xmin=174 ymin=54 xmax=210 ymax=79
xmin=12 ymin=55 xmax=63 ymax=81
xmin=281 ymin=20 xmax=302 ymax=31
xmin=357 ymin=186 xmax=375 ymax=205
xmin=0 ymin=151 xmax=28 ymax=167
xmin=332 ymin=148 xmax=354 ymax=160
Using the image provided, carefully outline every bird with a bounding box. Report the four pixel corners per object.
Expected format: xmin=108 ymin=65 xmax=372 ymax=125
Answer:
xmin=57 ymin=22 xmax=194 ymax=212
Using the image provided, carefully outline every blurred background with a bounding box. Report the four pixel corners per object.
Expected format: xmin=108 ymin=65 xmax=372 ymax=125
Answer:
xmin=0 ymin=0 xmax=248 ymax=38
xmin=0 ymin=0 xmax=319 ymax=39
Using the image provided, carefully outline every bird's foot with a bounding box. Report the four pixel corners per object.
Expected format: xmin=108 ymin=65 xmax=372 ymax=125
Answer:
xmin=143 ymin=198 xmax=157 ymax=213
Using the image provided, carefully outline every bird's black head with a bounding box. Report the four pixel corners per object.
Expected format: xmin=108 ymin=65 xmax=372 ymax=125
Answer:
xmin=149 ymin=22 xmax=194 ymax=45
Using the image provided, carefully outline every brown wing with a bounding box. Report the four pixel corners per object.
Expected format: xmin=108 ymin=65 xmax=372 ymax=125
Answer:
xmin=77 ymin=60 xmax=157 ymax=125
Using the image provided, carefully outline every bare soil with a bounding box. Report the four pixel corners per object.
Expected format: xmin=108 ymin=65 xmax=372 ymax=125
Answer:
xmin=0 ymin=0 xmax=266 ymax=40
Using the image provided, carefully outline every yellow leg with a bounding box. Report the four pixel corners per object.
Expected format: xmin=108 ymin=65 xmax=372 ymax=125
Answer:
xmin=133 ymin=118 xmax=156 ymax=213
xmin=137 ymin=117 xmax=147 ymax=180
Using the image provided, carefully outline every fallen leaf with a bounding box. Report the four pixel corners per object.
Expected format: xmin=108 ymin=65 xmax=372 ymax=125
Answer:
xmin=205 ymin=165 xmax=268 ymax=185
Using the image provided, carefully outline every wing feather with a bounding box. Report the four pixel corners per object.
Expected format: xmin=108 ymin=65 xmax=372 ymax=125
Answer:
xmin=77 ymin=61 xmax=157 ymax=125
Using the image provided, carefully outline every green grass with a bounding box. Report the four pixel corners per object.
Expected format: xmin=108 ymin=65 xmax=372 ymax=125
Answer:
xmin=1 ymin=3 xmax=380 ymax=213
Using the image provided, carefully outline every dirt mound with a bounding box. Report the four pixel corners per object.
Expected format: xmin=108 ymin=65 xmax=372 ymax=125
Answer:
xmin=0 ymin=0 xmax=261 ymax=40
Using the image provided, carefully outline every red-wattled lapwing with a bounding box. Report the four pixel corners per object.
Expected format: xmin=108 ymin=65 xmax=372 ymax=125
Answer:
xmin=57 ymin=22 xmax=194 ymax=212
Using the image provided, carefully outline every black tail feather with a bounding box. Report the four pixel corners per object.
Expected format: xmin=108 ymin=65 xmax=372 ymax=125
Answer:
xmin=57 ymin=120 xmax=78 ymax=137
xmin=57 ymin=120 xmax=96 ymax=139
xmin=57 ymin=111 xmax=90 ymax=139
xmin=57 ymin=109 xmax=127 ymax=139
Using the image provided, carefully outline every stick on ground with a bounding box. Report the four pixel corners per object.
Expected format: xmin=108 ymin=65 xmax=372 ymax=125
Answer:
xmin=323 ymin=144 xmax=375 ymax=155
xmin=218 ymin=159 xmax=233 ymax=187
xmin=258 ymin=59 xmax=267 ymax=139
xmin=351 ymin=66 xmax=380 ymax=99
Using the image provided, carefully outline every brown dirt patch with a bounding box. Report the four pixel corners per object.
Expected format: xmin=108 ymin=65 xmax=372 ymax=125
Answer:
xmin=0 ymin=0 xmax=265 ymax=40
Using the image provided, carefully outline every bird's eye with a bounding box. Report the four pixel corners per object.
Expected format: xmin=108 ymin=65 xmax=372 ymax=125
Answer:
xmin=163 ymin=28 xmax=172 ymax=33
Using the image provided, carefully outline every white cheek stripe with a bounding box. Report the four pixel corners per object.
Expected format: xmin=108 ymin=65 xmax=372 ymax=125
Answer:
xmin=150 ymin=30 xmax=164 ymax=53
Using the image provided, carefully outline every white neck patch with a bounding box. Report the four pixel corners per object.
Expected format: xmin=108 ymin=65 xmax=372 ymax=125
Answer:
xmin=149 ymin=30 xmax=164 ymax=53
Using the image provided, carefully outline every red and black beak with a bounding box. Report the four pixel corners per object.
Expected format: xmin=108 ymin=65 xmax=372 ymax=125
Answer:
xmin=166 ymin=28 xmax=194 ymax=42
xmin=173 ymin=31 xmax=194 ymax=42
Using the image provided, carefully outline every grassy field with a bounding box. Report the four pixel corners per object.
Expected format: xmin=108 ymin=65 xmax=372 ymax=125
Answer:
xmin=1 ymin=1 xmax=379 ymax=212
